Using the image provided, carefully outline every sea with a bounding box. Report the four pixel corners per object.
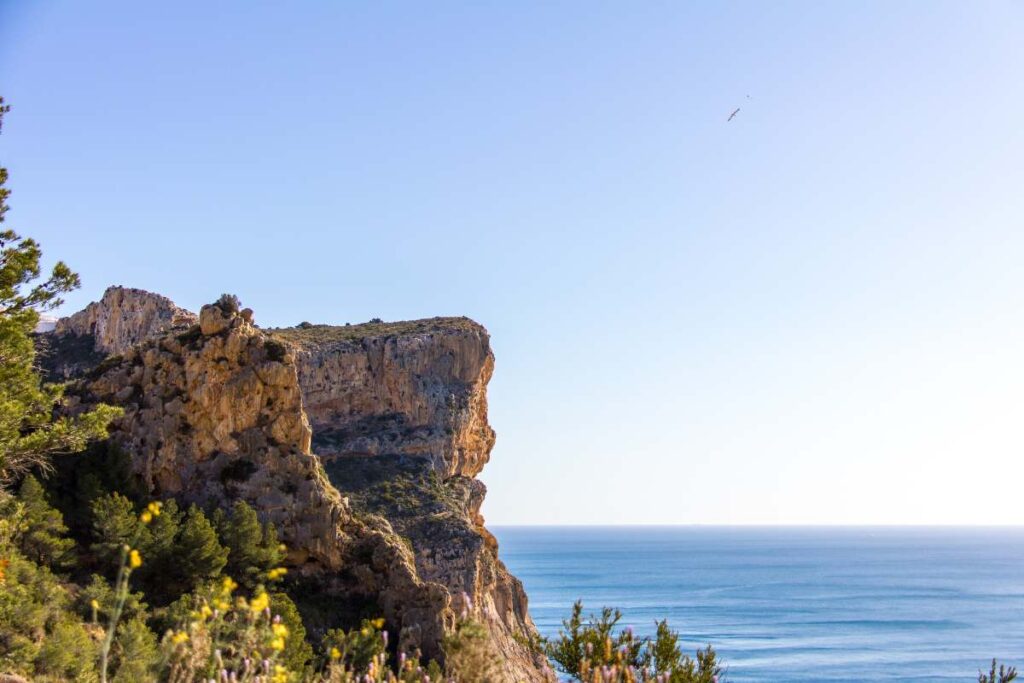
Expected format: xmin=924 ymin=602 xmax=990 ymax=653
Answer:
xmin=491 ymin=526 xmax=1024 ymax=682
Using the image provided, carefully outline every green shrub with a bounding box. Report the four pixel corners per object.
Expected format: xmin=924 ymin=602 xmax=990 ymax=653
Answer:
xmin=34 ymin=618 xmax=98 ymax=682
xmin=545 ymin=600 xmax=722 ymax=683
xmin=443 ymin=618 xmax=502 ymax=683
xmin=110 ymin=616 xmax=159 ymax=683
xmin=216 ymin=293 xmax=241 ymax=314
xmin=272 ymin=591 xmax=315 ymax=674
xmin=14 ymin=475 xmax=75 ymax=569
xmin=981 ymin=660 xmax=1019 ymax=683
xmin=214 ymin=499 xmax=285 ymax=590
xmin=80 ymin=573 xmax=147 ymax=625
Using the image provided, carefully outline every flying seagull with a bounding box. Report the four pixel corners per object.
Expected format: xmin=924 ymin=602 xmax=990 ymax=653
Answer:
xmin=727 ymin=107 xmax=740 ymax=122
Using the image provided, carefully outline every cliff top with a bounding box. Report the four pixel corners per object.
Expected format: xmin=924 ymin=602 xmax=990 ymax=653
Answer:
xmin=269 ymin=316 xmax=487 ymax=346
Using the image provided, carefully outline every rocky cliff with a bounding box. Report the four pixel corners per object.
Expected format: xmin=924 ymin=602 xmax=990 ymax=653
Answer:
xmin=44 ymin=287 xmax=548 ymax=682
xmin=38 ymin=286 xmax=197 ymax=381
xmin=271 ymin=320 xmax=496 ymax=479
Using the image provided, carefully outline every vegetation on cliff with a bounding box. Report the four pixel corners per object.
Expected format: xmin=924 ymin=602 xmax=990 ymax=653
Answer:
xmin=269 ymin=317 xmax=483 ymax=347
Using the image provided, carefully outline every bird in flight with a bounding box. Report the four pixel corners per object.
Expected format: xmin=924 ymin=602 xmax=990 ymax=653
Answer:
xmin=727 ymin=107 xmax=740 ymax=122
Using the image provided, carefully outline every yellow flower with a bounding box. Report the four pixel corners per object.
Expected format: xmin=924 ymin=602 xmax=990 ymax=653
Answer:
xmin=140 ymin=510 xmax=153 ymax=524
xmin=270 ymin=637 xmax=285 ymax=651
xmin=200 ymin=604 xmax=213 ymax=619
xmin=271 ymin=665 xmax=288 ymax=683
xmin=250 ymin=591 xmax=269 ymax=613
xmin=90 ymin=599 xmax=100 ymax=611
xmin=171 ymin=631 xmax=189 ymax=645
xmin=128 ymin=549 xmax=142 ymax=569
xmin=272 ymin=623 xmax=289 ymax=638
xmin=147 ymin=501 xmax=162 ymax=516
xmin=267 ymin=567 xmax=288 ymax=580
xmin=330 ymin=647 xmax=341 ymax=660
xmin=214 ymin=599 xmax=230 ymax=611
xmin=221 ymin=576 xmax=237 ymax=593
xmin=371 ymin=618 xmax=385 ymax=629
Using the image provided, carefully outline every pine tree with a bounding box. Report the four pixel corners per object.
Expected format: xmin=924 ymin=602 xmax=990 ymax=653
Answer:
xmin=90 ymin=492 xmax=146 ymax=567
xmin=15 ymin=475 xmax=75 ymax=568
xmin=216 ymin=499 xmax=284 ymax=589
xmin=175 ymin=505 xmax=228 ymax=590
xmin=111 ymin=616 xmax=159 ymax=683
xmin=0 ymin=97 xmax=121 ymax=486
xmin=270 ymin=591 xmax=313 ymax=673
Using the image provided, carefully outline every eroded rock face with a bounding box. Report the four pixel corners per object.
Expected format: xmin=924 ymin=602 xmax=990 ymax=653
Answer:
xmin=39 ymin=287 xmax=198 ymax=381
xmin=46 ymin=290 xmax=550 ymax=681
xmin=56 ymin=285 xmax=197 ymax=355
xmin=274 ymin=320 xmax=497 ymax=479
xmin=67 ymin=300 xmax=343 ymax=565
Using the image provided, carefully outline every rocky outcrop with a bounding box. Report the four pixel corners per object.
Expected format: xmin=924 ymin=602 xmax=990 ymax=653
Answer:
xmin=66 ymin=299 xmax=343 ymax=566
xmin=271 ymin=320 xmax=496 ymax=479
xmin=274 ymin=321 xmax=545 ymax=680
xmin=45 ymin=288 xmax=549 ymax=682
xmin=38 ymin=287 xmax=197 ymax=381
xmin=56 ymin=285 xmax=197 ymax=355
xmin=63 ymin=298 xmax=454 ymax=662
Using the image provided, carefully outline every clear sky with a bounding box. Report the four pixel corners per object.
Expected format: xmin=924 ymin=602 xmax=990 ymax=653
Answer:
xmin=2 ymin=2 xmax=1023 ymax=525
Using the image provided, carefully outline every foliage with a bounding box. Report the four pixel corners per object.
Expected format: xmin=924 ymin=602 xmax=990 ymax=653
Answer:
xmin=214 ymin=498 xmax=285 ymax=590
xmin=546 ymin=601 xmax=723 ymax=683
xmin=160 ymin=578 xmax=294 ymax=683
xmin=320 ymin=618 xmax=388 ymax=673
xmin=271 ymin=591 xmax=315 ymax=674
xmin=981 ymin=660 xmax=1019 ymax=683
xmin=0 ymin=96 xmax=121 ymax=486
xmin=443 ymin=618 xmax=503 ymax=683
xmin=34 ymin=617 xmax=99 ymax=682
xmin=216 ymin=292 xmax=241 ymax=313
xmin=90 ymin=492 xmax=145 ymax=566
xmin=268 ymin=316 xmax=481 ymax=346
xmin=80 ymin=573 xmax=147 ymax=625
xmin=13 ymin=474 xmax=75 ymax=568
xmin=171 ymin=504 xmax=229 ymax=596
xmin=110 ymin=615 xmax=159 ymax=683
xmin=90 ymin=494 xmax=229 ymax=604
xmin=0 ymin=544 xmax=75 ymax=675
xmin=48 ymin=442 xmax=142 ymax=537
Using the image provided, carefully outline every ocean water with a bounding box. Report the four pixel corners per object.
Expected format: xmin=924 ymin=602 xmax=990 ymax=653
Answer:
xmin=491 ymin=527 xmax=1024 ymax=682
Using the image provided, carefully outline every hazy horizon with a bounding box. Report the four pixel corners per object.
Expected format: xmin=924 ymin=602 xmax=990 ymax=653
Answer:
xmin=2 ymin=2 xmax=1022 ymax=526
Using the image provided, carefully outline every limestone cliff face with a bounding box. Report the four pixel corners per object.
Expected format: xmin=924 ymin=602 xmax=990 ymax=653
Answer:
xmin=273 ymin=320 xmax=496 ymax=479
xmin=66 ymin=301 xmax=344 ymax=566
xmin=46 ymin=288 xmax=549 ymax=682
xmin=39 ymin=286 xmax=198 ymax=381
xmin=276 ymin=321 xmax=546 ymax=681
xmin=62 ymin=298 xmax=453 ymax=661
xmin=56 ymin=285 xmax=197 ymax=355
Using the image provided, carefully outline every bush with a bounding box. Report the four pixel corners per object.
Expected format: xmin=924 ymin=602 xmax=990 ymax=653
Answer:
xmin=14 ymin=475 xmax=76 ymax=569
xmin=545 ymin=600 xmax=722 ymax=683
xmin=265 ymin=337 xmax=289 ymax=362
xmin=34 ymin=618 xmax=98 ymax=682
xmin=271 ymin=591 xmax=314 ymax=674
xmin=443 ymin=618 xmax=502 ymax=682
xmin=216 ymin=293 xmax=241 ymax=314
xmin=0 ymin=548 xmax=74 ymax=674
xmin=214 ymin=499 xmax=285 ymax=591
xmin=981 ymin=660 xmax=1019 ymax=683
xmin=110 ymin=616 xmax=159 ymax=683
xmin=80 ymin=573 xmax=147 ymax=625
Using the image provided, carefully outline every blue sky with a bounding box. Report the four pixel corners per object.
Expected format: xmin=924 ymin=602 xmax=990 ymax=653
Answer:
xmin=2 ymin=2 xmax=1023 ymax=524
